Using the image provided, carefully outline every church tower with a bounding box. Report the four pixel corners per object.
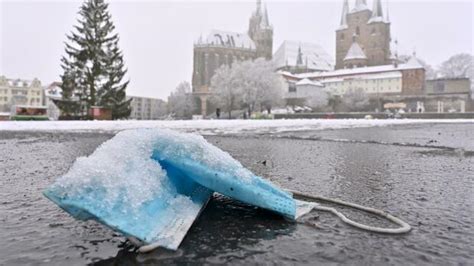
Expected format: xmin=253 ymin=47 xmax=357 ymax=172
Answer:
xmin=335 ymin=0 xmax=392 ymax=69
xmin=248 ymin=0 xmax=273 ymax=60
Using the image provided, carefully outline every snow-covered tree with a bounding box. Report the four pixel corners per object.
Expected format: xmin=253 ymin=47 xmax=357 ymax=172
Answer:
xmin=343 ymin=88 xmax=370 ymax=111
xmin=210 ymin=58 xmax=282 ymax=117
xmin=253 ymin=59 xmax=282 ymax=113
xmin=168 ymin=81 xmax=195 ymax=119
xmin=210 ymin=65 xmax=243 ymax=119
xmin=306 ymin=90 xmax=329 ymax=110
xmin=59 ymin=0 xmax=131 ymax=119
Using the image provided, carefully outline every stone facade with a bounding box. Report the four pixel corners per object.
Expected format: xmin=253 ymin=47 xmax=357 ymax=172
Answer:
xmin=336 ymin=0 xmax=392 ymax=69
xmin=191 ymin=0 xmax=273 ymax=116
xmin=401 ymin=69 xmax=425 ymax=95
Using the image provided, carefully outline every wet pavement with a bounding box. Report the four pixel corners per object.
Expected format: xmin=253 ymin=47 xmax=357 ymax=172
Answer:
xmin=0 ymin=123 xmax=473 ymax=265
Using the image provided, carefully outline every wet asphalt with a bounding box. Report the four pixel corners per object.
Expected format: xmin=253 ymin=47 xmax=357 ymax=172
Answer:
xmin=0 ymin=123 xmax=473 ymax=265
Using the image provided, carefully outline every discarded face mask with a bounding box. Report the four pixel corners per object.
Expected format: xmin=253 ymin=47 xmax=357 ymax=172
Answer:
xmin=44 ymin=129 xmax=306 ymax=251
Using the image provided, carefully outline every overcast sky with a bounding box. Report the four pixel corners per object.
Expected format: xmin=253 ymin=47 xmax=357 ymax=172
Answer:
xmin=1 ymin=0 xmax=472 ymax=100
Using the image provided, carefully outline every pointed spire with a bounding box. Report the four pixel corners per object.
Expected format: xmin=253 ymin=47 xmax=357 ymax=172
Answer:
xmin=264 ymin=4 xmax=270 ymax=26
xmin=352 ymin=0 xmax=368 ymax=12
xmin=405 ymin=50 xmax=423 ymax=69
xmin=385 ymin=0 xmax=390 ymax=22
xmin=296 ymin=45 xmax=303 ymax=66
xmin=371 ymin=0 xmax=383 ymax=18
xmin=340 ymin=0 xmax=349 ymax=27
xmin=260 ymin=3 xmax=271 ymax=28
xmin=256 ymin=0 xmax=262 ymax=15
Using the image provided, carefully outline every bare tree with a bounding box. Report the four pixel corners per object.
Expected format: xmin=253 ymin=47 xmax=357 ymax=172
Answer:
xmin=438 ymin=53 xmax=473 ymax=78
xmin=168 ymin=81 xmax=195 ymax=119
xmin=438 ymin=53 xmax=474 ymax=96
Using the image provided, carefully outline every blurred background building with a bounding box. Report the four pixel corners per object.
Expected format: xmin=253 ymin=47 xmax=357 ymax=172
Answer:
xmin=0 ymin=76 xmax=45 ymax=113
xmin=127 ymin=95 xmax=167 ymax=120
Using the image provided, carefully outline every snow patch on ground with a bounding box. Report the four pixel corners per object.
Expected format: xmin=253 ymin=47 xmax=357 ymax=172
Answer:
xmin=0 ymin=119 xmax=473 ymax=135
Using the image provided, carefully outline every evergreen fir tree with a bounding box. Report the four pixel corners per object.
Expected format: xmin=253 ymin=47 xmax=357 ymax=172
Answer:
xmin=59 ymin=0 xmax=131 ymax=119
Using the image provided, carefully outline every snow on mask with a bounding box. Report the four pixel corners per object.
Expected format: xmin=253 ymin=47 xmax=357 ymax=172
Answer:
xmin=44 ymin=129 xmax=297 ymax=250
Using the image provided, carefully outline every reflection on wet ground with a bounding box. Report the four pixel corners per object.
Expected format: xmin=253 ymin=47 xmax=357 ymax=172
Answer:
xmin=0 ymin=123 xmax=473 ymax=265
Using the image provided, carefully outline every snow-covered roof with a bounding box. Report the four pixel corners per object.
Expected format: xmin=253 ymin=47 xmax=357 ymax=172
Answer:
xmin=404 ymin=55 xmax=424 ymax=69
xmin=344 ymin=42 xmax=367 ymax=61
xmin=321 ymin=71 xmax=402 ymax=84
xmin=368 ymin=16 xmax=385 ymax=24
xmin=273 ymin=40 xmax=334 ymax=71
xmin=1 ymin=78 xmax=41 ymax=88
xmin=296 ymin=78 xmax=323 ymax=87
xmin=197 ymin=30 xmax=256 ymax=50
xmin=44 ymin=82 xmax=63 ymax=99
xmin=285 ymin=61 xmax=424 ymax=80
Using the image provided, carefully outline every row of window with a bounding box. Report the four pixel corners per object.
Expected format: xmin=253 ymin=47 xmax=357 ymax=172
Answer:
xmin=0 ymin=96 xmax=42 ymax=102
xmin=330 ymin=86 xmax=401 ymax=94
xmin=0 ymin=89 xmax=42 ymax=96
xmin=29 ymin=98 xmax=42 ymax=104
xmin=328 ymin=78 xmax=399 ymax=86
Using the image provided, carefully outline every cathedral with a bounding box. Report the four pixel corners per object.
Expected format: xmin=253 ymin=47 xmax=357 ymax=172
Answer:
xmin=192 ymin=0 xmax=273 ymax=116
xmin=335 ymin=0 xmax=393 ymax=69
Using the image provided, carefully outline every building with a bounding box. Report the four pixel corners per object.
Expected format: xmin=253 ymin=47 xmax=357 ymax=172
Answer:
xmin=279 ymin=54 xmax=427 ymax=111
xmin=0 ymin=76 xmax=44 ymax=113
xmin=423 ymin=78 xmax=472 ymax=112
xmin=273 ymin=41 xmax=334 ymax=74
xmin=192 ymin=0 xmax=273 ymax=116
xmin=127 ymin=95 xmax=167 ymax=120
xmin=44 ymin=82 xmax=63 ymax=120
xmin=283 ymin=78 xmax=327 ymax=107
xmin=283 ymin=55 xmax=424 ymax=93
xmin=336 ymin=0 xmax=392 ymax=69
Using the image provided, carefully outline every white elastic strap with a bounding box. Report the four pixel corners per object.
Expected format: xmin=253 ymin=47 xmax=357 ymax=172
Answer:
xmin=288 ymin=189 xmax=411 ymax=234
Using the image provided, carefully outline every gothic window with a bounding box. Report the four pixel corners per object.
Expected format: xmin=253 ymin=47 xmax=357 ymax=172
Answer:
xmin=371 ymin=27 xmax=376 ymax=35
xmin=356 ymin=26 xmax=360 ymax=36
xmin=340 ymin=33 xmax=345 ymax=40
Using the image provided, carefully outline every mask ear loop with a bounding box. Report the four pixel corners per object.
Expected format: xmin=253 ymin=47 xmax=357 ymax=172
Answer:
xmin=288 ymin=190 xmax=411 ymax=234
